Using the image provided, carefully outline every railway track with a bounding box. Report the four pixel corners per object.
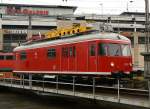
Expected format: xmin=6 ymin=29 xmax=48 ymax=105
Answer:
xmin=1 ymin=78 xmax=148 ymax=97
xmin=0 ymin=77 xmax=149 ymax=108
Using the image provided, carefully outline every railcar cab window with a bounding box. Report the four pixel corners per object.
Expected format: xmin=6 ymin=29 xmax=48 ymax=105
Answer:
xmin=121 ymin=44 xmax=131 ymax=56
xmin=108 ymin=44 xmax=121 ymax=56
xmin=20 ymin=52 xmax=27 ymax=60
xmin=47 ymin=48 xmax=56 ymax=58
xmin=89 ymin=44 xmax=96 ymax=56
xmin=98 ymin=43 xmax=131 ymax=56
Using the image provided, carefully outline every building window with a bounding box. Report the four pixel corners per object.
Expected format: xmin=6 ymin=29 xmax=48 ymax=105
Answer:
xmin=89 ymin=44 xmax=96 ymax=56
xmin=47 ymin=48 xmax=56 ymax=58
xmin=62 ymin=47 xmax=68 ymax=57
xmin=138 ymin=37 xmax=146 ymax=44
xmin=20 ymin=52 xmax=27 ymax=60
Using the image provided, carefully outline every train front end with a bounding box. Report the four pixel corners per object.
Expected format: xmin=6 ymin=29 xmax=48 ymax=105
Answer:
xmin=97 ymin=34 xmax=132 ymax=77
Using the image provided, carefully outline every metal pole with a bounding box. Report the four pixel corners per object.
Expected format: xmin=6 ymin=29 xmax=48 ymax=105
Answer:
xmin=73 ymin=76 xmax=75 ymax=96
xmin=145 ymin=1 xmax=150 ymax=107
xmin=148 ymin=80 xmax=150 ymax=107
xmin=127 ymin=2 xmax=129 ymax=12
xmin=117 ymin=19 xmax=120 ymax=34
xmin=20 ymin=74 xmax=22 ymax=86
xmin=145 ymin=0 xmax=149 ymax=52
xmin=56 ymin=75 xmax=59 ymax=93
xmin=117 ymin=78 xmax=120 ymax=103
xmin=99 ymin=3 xmax=103 ymax=16
xmin=3 ymin=73 xmax=5 ymax=84
xmin=42 ymin=75 xmax=45 ymax=92
xmin=23 ymin=74 xmax=24 ymax=88
xmin=108 ymin=17 xmax=111 ymax=24
xmin=11 ymin=75 xmax=13 ymax=87
xmin=127 ymin=1 xmax=134 ymax=12
xmin=133 ymin=18 xmax=139 ymax=67
xmin=27 ymin=15 xmax=32 ymax=40
xmin=29 ymin=74 xmax=32 ymax=89
xmin=93 ymin=77 xmax=96 ymax=99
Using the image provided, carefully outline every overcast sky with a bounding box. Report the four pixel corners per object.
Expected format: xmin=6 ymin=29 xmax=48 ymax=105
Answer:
xmin=1 ymin=0 xmax=147 ymax=15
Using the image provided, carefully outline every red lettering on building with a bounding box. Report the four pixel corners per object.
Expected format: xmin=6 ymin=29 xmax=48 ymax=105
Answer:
xmin=28 ymin=10 xmax=33 ymax=15
xmin=6 ymin=7 xmax=16 ymax=15
xmin=6 ymin=6 xmax=49 ymax=16
xmin=16 ymin=9 xmax=21 ymax=14
xmin=23 ymin=9 xmax=28 ymax=14
xmin=45 ymin=11 xmax=49 ymax=15
xmin=40 ymin=11 xmax=43 ymax=15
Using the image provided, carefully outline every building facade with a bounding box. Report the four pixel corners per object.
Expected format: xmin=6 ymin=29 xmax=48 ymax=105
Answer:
xmin=0 ymin=3 xmax=76 ymax=52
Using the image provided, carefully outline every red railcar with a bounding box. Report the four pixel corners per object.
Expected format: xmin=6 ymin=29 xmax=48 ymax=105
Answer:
xmin=13 ymin=32 xmax=132 ymax=76
xmin=0 ymin=53 xmax=14 ymax=72
xmin=0 ymin=53 xmax=14 ymax=78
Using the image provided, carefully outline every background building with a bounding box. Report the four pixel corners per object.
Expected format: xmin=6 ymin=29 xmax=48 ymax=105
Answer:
xmin=0 ymin=3 xmax=76 ymax=52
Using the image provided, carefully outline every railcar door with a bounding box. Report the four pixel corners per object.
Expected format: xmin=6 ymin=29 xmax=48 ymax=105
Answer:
xmin=61 ymin=46 xmax=69 ymax=71
xmin=88 ymin=42 xmax=97 ymax=72
xmin=68 ymin=45 xmax=76 ymax=71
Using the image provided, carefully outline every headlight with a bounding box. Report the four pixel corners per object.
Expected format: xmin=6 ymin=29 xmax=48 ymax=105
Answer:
xmin=129 ymin=63 xmax=132 ymax=67
xmin=110 ymin=62 xmax=115 ymax=67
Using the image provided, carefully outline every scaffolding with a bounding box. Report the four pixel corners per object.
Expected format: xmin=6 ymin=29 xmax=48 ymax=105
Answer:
xmin=45 ymin=23 xmax=92 ymax=39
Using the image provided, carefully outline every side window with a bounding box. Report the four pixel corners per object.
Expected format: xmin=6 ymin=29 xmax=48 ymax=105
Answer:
xmin=62 ymin=47 xmax=68 ymax=57
xmin=69 ymin=46 xmax=76 ymax=57
xmin=89 ymin=44 xmax=96 ymax=56
xmin=20 ymin=52 xmax=27 ymax=60
xmin=6 ymin=55 xmax=13 ymax=60
xmin=0 ymin=55 xmax=4 ymax=60
xmin=47 ymin=48 xmax=56 ymax=58
xmin=98 ymin=43 xmax=107 ymax=56
xmin=69 ymin=47 xmax=73 ymax=56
